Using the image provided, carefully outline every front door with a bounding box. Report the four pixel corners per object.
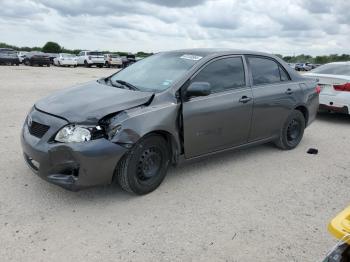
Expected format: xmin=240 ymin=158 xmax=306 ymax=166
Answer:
xmin=182 ymin=56 xmax=253 ymax=158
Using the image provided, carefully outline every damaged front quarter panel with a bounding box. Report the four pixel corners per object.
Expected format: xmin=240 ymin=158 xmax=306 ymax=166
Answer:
xmin=102 ymin=95 xmax=182 ymax=159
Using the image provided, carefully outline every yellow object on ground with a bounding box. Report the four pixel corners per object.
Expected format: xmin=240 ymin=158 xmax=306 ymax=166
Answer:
xmin=328 ymin=206 xmax=350 ymax=244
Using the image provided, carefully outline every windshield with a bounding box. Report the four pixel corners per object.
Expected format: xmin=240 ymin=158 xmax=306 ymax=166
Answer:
xmin=110 ymin=52 xmax=202 ymax=92
xmin=311 ymin=63 xmax=350 ymax=75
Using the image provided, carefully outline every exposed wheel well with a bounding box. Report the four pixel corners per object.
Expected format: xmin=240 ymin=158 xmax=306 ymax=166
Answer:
xmin=144 ymin=131 xmax=179 ymax=165
xmin=295 ymin=106 xmax=308 ymax=125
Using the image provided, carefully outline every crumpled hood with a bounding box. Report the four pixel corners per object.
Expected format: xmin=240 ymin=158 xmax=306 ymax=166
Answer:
xmin=35 ymin=81 xmax=153 ymax=124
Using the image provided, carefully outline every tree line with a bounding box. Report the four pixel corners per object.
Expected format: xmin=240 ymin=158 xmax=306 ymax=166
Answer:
xmin=275 ymin=53 xmax=350 ymax=64
xmin=1 ymin=41 xmax=349 ymax=63
xmin=0 ymin=41 xmax=153 ymax=58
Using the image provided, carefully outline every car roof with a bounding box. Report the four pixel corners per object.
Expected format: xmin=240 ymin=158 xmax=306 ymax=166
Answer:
xmin=164 ymin=48 xmax=276 ymax=58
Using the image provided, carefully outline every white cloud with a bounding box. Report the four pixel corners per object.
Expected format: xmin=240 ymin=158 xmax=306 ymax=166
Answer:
xmin=0 ymin=0 xmax=349 ymax=55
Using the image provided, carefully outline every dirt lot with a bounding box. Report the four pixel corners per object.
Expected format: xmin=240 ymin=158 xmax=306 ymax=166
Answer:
xmin=0 ymin=65 xmax=349 ymax=262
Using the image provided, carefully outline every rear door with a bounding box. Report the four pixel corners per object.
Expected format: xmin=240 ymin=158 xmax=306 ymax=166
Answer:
xmin=246 ymin=56 xmax=302 ymax=141
xmin=182 ymin=56 xmax=253 ymax=158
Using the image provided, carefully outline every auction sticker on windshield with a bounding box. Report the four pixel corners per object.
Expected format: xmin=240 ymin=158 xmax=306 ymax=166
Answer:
xmin=180 ymin=54 xmax=203 ymax=61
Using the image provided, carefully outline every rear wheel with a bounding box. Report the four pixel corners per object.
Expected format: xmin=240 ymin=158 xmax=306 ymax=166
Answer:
xmin=275 ymin=110 xmax=305 ymax=150
xmin=116 ymin=135 xmax=170 ymax=195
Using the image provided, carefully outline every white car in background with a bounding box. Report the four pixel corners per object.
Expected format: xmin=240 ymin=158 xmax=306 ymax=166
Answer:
xmin=77 ymin=51 xmax=104 ymax=67
xmin=304 ymin=62 xmax=350 ymax=115
xmin=53 ymin=53 xmax=77 ymax=67
xmin=17 ymin=51 xmax=28 ymax=63
xmin=104 ymin=53 xmax=123 ymax=68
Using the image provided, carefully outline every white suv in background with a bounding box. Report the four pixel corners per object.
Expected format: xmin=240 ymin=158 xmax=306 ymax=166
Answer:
xmin=77 ymin=51 xmax=104 ymax=67
xmin=104 ymin=54 xmax=123 ymax=68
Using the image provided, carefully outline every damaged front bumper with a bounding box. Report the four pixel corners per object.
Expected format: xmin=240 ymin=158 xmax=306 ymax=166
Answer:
xmin=21 ymin=109 xmax=128 ymax=191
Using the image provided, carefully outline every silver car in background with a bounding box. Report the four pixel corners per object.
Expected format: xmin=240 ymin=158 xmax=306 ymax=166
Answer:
xmin=53 ymin=53 xmax=78 ymax=67
xmin=104 ymin=53 xmax=123 ymax=68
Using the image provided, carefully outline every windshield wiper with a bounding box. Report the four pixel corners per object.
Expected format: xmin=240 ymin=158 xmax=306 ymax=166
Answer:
xmin=101 ymin=77 xmax=124 ymax=88
xmin=115 ymin=80 xmax=139 ymax=91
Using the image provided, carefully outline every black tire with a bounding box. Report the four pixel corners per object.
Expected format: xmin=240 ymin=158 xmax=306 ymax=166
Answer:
xmin=275 ymin=110 xmax=305 ymax=150
xmin=84 ymin=60 xmax=90 ymax=67
xmin=116 ymin=135 xmax=170 ymax=195
xmin=46 ymin=63 xmax=50 ymax=67
xmin=98 ymin=64 xmax=103 ymax=68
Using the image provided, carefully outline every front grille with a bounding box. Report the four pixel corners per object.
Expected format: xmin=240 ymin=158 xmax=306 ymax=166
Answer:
xmin=28 ymin=121 xmax=50 ymax=138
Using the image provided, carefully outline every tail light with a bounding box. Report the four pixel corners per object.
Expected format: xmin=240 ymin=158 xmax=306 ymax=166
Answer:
xmin=88 ymin=56 xmax=91 ymax=60
xmin=333 ymin=83 xmax=350 ymax=92
xmin=315 ymin=85 xmax=321 ymax=94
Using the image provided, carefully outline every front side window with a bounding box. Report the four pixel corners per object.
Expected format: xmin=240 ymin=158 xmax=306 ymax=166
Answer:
xmin=192 ymin=57 xmax=245 ymax=93
xmin=248 ymin=57 xmax=289 ymax=85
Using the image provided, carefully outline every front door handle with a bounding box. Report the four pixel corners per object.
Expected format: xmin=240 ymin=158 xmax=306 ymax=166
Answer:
xmin=285 ymin=88 xmax=293 ymax=95
xmin=239 ymin=96 xmax=252 ymax=103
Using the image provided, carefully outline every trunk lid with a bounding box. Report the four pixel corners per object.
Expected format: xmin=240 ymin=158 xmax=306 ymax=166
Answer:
xmin=304 ymin=73 xmax=350 ymax=96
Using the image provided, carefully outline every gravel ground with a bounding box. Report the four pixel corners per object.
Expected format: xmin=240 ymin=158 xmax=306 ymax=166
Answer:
xmin=0 ymin=65 xmax=349 ymax=262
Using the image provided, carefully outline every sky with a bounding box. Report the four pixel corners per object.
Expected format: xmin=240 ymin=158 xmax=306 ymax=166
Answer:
xmin=0 ymin=0 xmax=349 ymax=55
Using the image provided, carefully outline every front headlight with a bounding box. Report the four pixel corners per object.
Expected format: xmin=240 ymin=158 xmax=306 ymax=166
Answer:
xmin=55 ymin=125 xmax=92 ymax=143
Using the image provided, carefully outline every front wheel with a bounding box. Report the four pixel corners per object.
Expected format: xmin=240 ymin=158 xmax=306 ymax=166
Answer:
xmin=116 ymin=135 xmax=170 ymax=195
xmin=275 ymin=110 xmax=305 ymax=150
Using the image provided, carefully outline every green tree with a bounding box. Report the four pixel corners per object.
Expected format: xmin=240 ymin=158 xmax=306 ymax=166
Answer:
xmin=42 ymin=41 xmax=61 ymax=53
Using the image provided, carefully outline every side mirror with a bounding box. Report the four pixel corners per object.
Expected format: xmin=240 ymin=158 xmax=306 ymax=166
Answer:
xmin=186 ymin=82 xmax=211 ymax=98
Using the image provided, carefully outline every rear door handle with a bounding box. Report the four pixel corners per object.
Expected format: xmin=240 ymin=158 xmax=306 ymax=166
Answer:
xmin=239 ymin=96 xmax=252 ymax=103
xmin=285 ymin=88 xmax=293 ymax=95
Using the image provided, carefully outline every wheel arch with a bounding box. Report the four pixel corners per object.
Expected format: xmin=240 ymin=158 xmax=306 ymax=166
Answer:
xmin=142 ymin=130 xmax=180 ymax=165
xmin=294 ymin=105 xmax=309 ymax=125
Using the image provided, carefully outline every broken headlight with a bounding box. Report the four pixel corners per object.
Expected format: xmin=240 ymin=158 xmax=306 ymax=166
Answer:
xmin=55 ymin=125 xmax=104 ymax=143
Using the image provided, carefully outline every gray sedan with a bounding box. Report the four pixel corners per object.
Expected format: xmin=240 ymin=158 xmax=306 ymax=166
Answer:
xmin=21 ymin=49 xmax=319 ymax=194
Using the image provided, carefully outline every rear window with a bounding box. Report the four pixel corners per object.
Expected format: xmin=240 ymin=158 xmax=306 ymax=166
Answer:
xmin=311 ymin=64 xmax=350 ymax=75
xmin=88 ymin=52 xmax=103 ymax=56
xmin=62 ymin=53 xmax=75 ymax=57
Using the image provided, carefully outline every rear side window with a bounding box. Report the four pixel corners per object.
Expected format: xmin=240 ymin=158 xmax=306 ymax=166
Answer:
xmin=248 ymin=57 xmax=290 ymax=85
xmin=279 ymin=67 xmax=290 ymax=81
xmin=192 ymin=57 xmax=245 ymax=93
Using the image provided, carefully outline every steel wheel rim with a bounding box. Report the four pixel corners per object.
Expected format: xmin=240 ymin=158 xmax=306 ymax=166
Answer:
xmin=136 ymin=147 xmax=162 ymax=181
